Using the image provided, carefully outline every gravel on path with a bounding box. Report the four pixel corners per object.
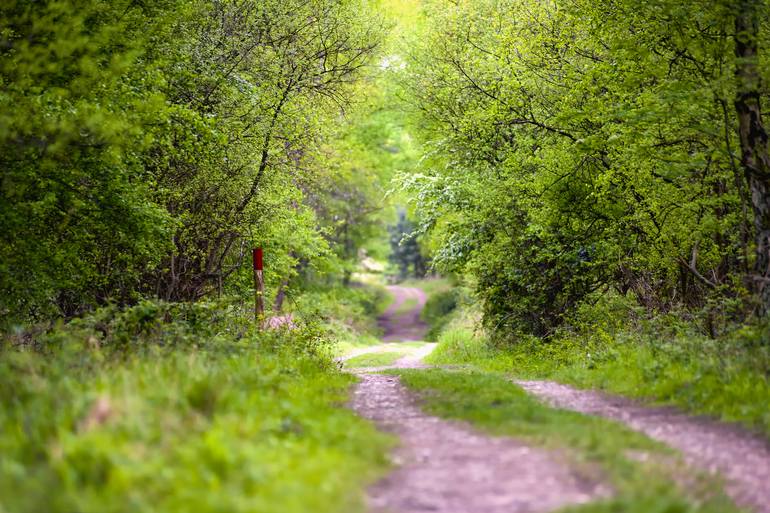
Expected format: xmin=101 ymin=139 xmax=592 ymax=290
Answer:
xmin=517 ymin=380 xmax=770 ymax=513
xmin=379 ymin=286 xmax=428 ymax=342
xmin=351 ymin=284 xmax=608 ymax=513
xmin=352 ymin=373 xmax=609 ymax=513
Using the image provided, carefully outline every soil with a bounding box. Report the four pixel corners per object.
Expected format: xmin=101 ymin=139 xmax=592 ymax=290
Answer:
xmin=378 ymin=286 xmax=428 ymax=342
xmin=349 ymin=289 xmax=609 ymax=513
xmin=352 ymin=371 xmax=609 ymax=513
xmin=517 ymin=380 xmax=770 ymax=513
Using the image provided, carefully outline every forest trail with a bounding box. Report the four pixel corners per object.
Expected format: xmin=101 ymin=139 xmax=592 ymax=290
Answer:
xmin=349 ymin=286 xmax=607 ymax=512
xmin=350 ymin=357 xmax=607 ymax=513
xmin=347 ymin=287 xmax=770 ymax=513
xmin=518 ymin=380 xmax=770 ymax=513
xmin=378 ymin=286 xmax=428 ymax=342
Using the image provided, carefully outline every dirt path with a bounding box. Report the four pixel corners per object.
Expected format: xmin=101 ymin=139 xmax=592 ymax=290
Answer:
xmin=349 ymin=286 xmax=607 ymax=512
xmin=517 ymin=380 xmax=770 ymax=513
xmin=351 ymin=358 xmax=608 ymax=513
xmin=378 ymin=286 xmax=428 ymax=342
xmin=351 ymin=287 xmax=770 ymax=513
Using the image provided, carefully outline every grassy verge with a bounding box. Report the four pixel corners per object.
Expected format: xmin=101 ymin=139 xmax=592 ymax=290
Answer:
xmin=400 ymin=277 xmax=452 ymax=297
xmin=426 ymin=302 xmax=770 ymax=438
xmin=393 ymin=297 xmax=418 ymax=315
xmin=1 ymin=301 xmax=392 ymax=513
xmin=393 ymin=368 xmax=739 ymax=513
xmin=334 ymin=332 xmax=383 ymax=357
xmin=344 ymin=351 xmax=406 ymax=368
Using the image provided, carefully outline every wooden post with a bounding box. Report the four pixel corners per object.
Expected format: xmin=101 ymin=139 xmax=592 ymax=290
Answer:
xmin=253 ymin=247 xmax=265 ymax=327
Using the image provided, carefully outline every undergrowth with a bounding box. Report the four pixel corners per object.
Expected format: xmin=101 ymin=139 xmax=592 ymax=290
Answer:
xmin=0 ymin=299 xmax=392 ymax=513
xmin=287 ymin=283 xmax=389 ymax=356
xmin=426 ymin=294 xmax=770 ymax=438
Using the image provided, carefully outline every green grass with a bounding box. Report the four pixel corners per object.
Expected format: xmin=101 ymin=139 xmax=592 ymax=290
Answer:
xmin=344 ymin=351 xmax=406 ymax=368
xmin=334 ymin=332 xmax=382 ymax=357
xmin=400 ymin=277 xmax=452 ymax=297
xmin=426 ymin=319 xmax=770 ymax=438
xmin=0 ymin=303 xmax=392 ymax=513
xmin=555 ymin=341 xmax=770 ymax=437
xmin=392 ymin=368 xmax=739 ymax=513
xmin=425 ymin=326 xmax=487 ymax=365
xmin=393 ymin=297 xmax=418 ymax=315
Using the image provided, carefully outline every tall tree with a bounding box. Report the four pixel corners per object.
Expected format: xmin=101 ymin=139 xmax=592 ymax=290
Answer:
xmin=734 ymin=0 xmax=770 ymax=314
xmin=403 ymin=0 xmax=756 ymax=336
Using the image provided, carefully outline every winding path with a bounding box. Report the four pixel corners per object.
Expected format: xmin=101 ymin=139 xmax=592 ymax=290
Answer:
xmin=347 ymin=284 xmax=770 ymax=513
xmin=378 ymin=286 xmax=428 ymax=342
xmin=350 ymin=286 xmax=607 ymax=512
xmin=352 ymin=371 xmax=606 ymax=513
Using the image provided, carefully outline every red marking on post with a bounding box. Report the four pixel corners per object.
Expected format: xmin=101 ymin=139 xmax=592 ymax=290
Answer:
xmin=253 ymin=247 xmax=264 ymax=271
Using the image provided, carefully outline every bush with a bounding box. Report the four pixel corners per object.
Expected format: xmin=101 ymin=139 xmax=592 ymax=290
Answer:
xmin=422 ymin=288 xmax=461 ymax=341
xmin=0 ymin=301 xmax=390 ymax=513
xmin=292 ymin=284 xmax=388 ymax=339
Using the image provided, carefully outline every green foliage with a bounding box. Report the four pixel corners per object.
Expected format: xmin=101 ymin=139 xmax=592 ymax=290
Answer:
xmin=150 ymin=0 xmax=385 ymax=302
xmin=292 ymin=283 xmax=389 ymax=339
xmin=401 ymin=0 xmax=770 ymax=335
xmin=421 ymin=288 xmax=463 ymax=341
xmin=394 ymin=368 xmax=740 ymax=513
xmin=0 ymin=0 xmax=385 ymax=325
xmin=426 ymin=296 xmax=770 ymax=438
xmin=317 ymin=64 xmax=423 ymax=270
xmin=0 ymin=0 xmax=176 ymax=323
xmin=0 ymin=302 xmax=392 ymax=513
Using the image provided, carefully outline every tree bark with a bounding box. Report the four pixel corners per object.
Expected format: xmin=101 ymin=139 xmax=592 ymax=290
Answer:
xmin=734 ymin=0 xmax=770 ymax=314
xmin=273 ymin=278 xmax=289 ymax=313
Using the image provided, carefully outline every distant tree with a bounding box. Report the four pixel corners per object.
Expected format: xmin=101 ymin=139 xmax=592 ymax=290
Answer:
xmin=389 ymin=209 xmax=427 ymax=280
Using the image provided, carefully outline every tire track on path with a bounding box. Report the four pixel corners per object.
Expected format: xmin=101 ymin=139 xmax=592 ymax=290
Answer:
xmin=517 ymin=380 xmax=770 ymax=513
xmin=350 ymin=286 xmax=608 ymax=513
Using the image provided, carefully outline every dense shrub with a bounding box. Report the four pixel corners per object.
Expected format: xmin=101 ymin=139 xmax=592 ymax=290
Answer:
xmin=0 ymin=0 xmax=383 ymax=326
xmin=403 ymin=0 xmax=766 ymax=336
xmin=422 ymin=288 xmax=462 ymax=341
xmin=0 ymin=301 xmax=391 ymax=513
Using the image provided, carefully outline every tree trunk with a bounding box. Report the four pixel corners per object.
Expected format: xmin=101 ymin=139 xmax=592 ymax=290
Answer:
xmin=273 ymin=278 xmax=289 ymax=313
xmin=734 ymin=0 xmax=770 ymax=314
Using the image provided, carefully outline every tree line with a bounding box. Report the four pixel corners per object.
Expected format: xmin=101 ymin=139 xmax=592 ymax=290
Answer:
xmin=403 ymin=0 xmax=770 ymax=337
xmin=0 ymin=0 xmax=385 ymax=328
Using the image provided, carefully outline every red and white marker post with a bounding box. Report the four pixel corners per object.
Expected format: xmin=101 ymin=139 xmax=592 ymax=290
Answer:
xmin=253 ymin=247 xmax=265 ymax=327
